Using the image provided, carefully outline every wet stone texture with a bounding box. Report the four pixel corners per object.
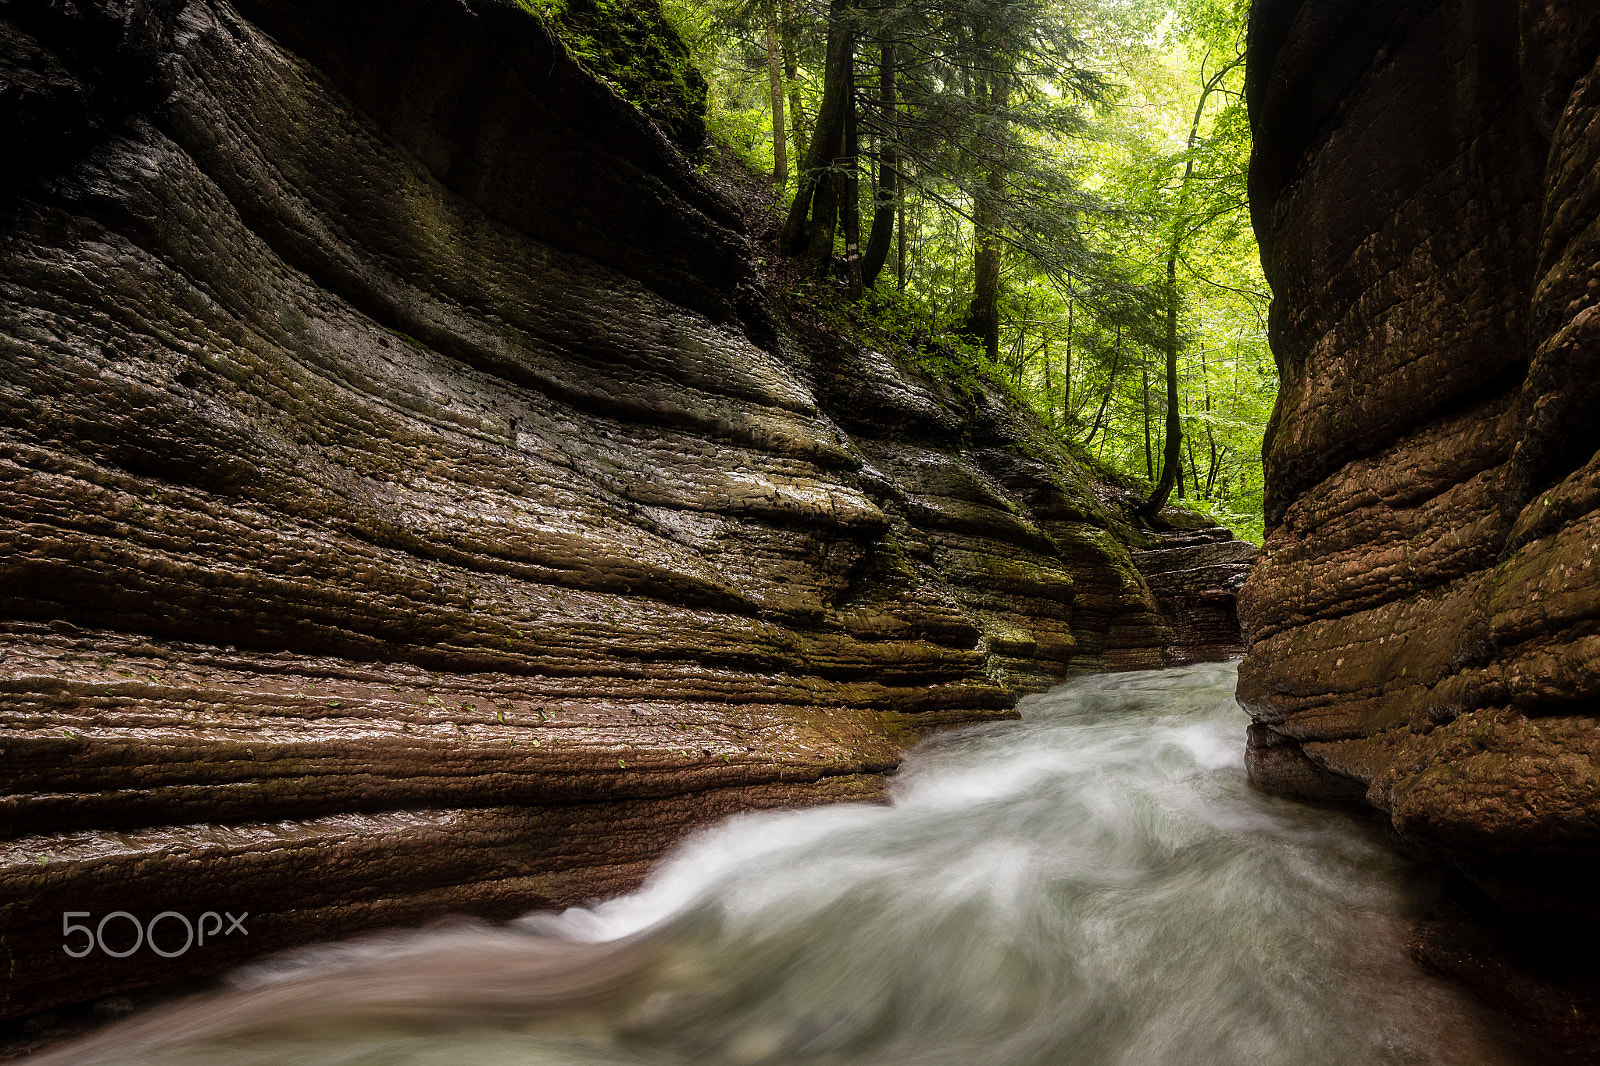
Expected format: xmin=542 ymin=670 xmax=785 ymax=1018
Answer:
xmin=0 ymin=0 xmax=1251 ymax=1019
xmin=1133 ymin=511 xmax=1255 ymax=663
xmin=1242 ymin=0 xmax=1600 ymax=1055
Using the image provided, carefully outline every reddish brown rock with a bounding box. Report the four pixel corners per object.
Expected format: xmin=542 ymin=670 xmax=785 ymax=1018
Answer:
xmin=0 ymin=0 xmax=1250 ymax=1022
xmin=1242 ymin=0 xmax=1600 ymax=1054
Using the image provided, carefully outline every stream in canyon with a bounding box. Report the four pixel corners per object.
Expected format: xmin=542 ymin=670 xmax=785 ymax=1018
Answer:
xmin=49 ymin=663 xmax=1528 ymax=1065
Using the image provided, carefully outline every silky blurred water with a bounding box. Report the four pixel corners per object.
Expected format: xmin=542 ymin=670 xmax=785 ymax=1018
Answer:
xmin=52 ymin=663 xmax=1527 ymax=1065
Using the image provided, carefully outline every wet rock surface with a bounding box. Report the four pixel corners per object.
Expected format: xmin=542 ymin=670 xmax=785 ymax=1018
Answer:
xmin=1133 ymin=515 xmax=1255 ymax=663
xmin=0 ymin=0 xmax=1250 ymax=1019
xmin=1242 ymin=0 xmax=1600 ymax=1055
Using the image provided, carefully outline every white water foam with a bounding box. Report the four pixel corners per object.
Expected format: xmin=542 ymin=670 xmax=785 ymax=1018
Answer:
xmin=48 ymin=663 xmax=1530 ymax=1065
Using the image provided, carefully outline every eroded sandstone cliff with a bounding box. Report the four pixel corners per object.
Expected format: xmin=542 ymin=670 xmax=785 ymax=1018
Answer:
xmin=1241 ymin=0 xmax=1600 ymax=1049
xmin=0 ymin=0 xmax=1247 ymax=1020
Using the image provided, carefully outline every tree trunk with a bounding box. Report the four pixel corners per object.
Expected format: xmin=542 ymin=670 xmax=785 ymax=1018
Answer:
xmin=961 ymin=77 xmax=1008 ymax=363
xmin=1142 ymin=52 xmax=1243 ymax=519
xmin=896 ymin=196 xmax=906 ymax=289
xmin=1042 ymin=319 xmax=1054 ymax=424
xmin=1206 ymin=444 xmax=1226 ymax=497
xmin=779 ymin=0 xmax=853 ymax=261
xmin=800 ymin=161 xmax=841 ymax=276
xmin=1144 ymin=252 xmax=1183 ymax=515
xmin=963 ymin=162 xmax=1005 ymax=361
xmin=1201 ymin=345 xmax=1220 ymax=495
xmin=861 ymin=39 xmax=897 ymax=288
xmin=1184 ymin=413 xmax=1200 ymax=500
xmin=1062 ymin=297 xmax=1076 ymax=428
xmin=1084 ymin=325 xmax=1122 ymax=447
xmin=763 ymin=0 xmax=788 ymax=188
xmin=840 ymin=68 xmax=863 ymax=297
xmin=1010 ymin=309 xmax=1024 ymax=368
xmin=780 ymin=0 xmax=807 ymax=162
xmin=1142 ymin=366 xmax=1153 ymax=479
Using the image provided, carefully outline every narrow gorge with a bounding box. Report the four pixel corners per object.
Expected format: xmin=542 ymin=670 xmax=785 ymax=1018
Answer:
xmin=5 ymin=0 xmax=1600 ymax=1061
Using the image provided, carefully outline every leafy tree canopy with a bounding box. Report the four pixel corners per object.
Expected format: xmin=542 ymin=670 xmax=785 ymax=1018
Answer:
xmin=635 ymin=0 xmax=1272 ymax=540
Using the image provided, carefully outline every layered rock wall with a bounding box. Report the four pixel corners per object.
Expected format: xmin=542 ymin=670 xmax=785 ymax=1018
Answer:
xmin=0 ymin=0 xmax=1246 ymax=1019
xmin=1241 ymin=0 xmax=1600 ymax=918
xmin=1134 ymin=522 xmax=1254 ymax=662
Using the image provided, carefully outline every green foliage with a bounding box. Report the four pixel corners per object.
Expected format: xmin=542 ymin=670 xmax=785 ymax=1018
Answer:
xmin=790 ymin=280 xmax=1015 ymax=411
xmin=655 ymin=0 xmax=802 ymax=173
xmin=649 ymin=0 xmax=1274 ymax=541
xmin=700 ymin=64 xmax=780 ymax=171
xmin=517 ymin=0 xmax=710 ymax=151
xmin=1069 ymin=0 xmax=1270 ymax=540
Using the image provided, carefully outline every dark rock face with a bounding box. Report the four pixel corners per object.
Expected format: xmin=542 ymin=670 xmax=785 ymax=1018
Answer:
xmin=0 ymin=0 xmax=1249 ymax=1020
xmin=1133 ymin=516 xmax=1256 ymax=663
xmin=1241 ymin=0 xmax=1600 ymax=997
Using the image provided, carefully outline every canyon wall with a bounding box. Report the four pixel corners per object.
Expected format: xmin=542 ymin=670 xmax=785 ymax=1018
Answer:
xmin=1240 ymin=0 xmax=1600 ymax=968
xmin=0 ymin=0 xmax=1245 ymax=1019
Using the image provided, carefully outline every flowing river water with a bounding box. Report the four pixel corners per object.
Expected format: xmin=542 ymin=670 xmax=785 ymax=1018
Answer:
xmin=47 ymin=663 xmax=1530 ymax=1065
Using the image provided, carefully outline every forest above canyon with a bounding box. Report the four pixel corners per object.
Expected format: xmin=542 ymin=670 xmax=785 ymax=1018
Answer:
xmin=539 ymin=0 xmax=1274 ymax=540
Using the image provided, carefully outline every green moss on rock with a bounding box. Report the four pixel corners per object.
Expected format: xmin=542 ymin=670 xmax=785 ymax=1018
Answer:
xmin=517 ymin=0 xmax=708 ymax=153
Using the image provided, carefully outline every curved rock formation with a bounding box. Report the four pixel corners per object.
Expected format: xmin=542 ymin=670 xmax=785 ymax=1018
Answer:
xmin=0 ymin=0 xmax=1249 ymax=1020
xmin=1240 ymin=0 xmax=1600 ymax=1043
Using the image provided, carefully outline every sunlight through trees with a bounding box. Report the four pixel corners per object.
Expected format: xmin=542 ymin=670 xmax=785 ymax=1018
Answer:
xmin=663 ymin=0 xmax=1272 ymax=540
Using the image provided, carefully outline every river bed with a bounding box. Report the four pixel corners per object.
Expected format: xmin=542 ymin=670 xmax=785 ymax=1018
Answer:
xmin=45 ymin=663 xmax=1529 ymax=1065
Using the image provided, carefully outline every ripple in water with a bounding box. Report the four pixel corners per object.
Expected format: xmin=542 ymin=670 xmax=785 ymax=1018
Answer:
xmin=47 ymin=663 xmax=1529 ymax=1065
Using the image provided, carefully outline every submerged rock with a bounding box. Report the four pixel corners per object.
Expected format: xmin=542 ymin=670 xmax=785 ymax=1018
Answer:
xmin=0 ymin=0 xmax=1249 ymax=1020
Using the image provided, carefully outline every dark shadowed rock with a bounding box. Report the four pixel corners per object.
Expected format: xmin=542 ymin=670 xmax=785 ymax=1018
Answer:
xmin=0 ymin=0 xmax=1251 ymax=1021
